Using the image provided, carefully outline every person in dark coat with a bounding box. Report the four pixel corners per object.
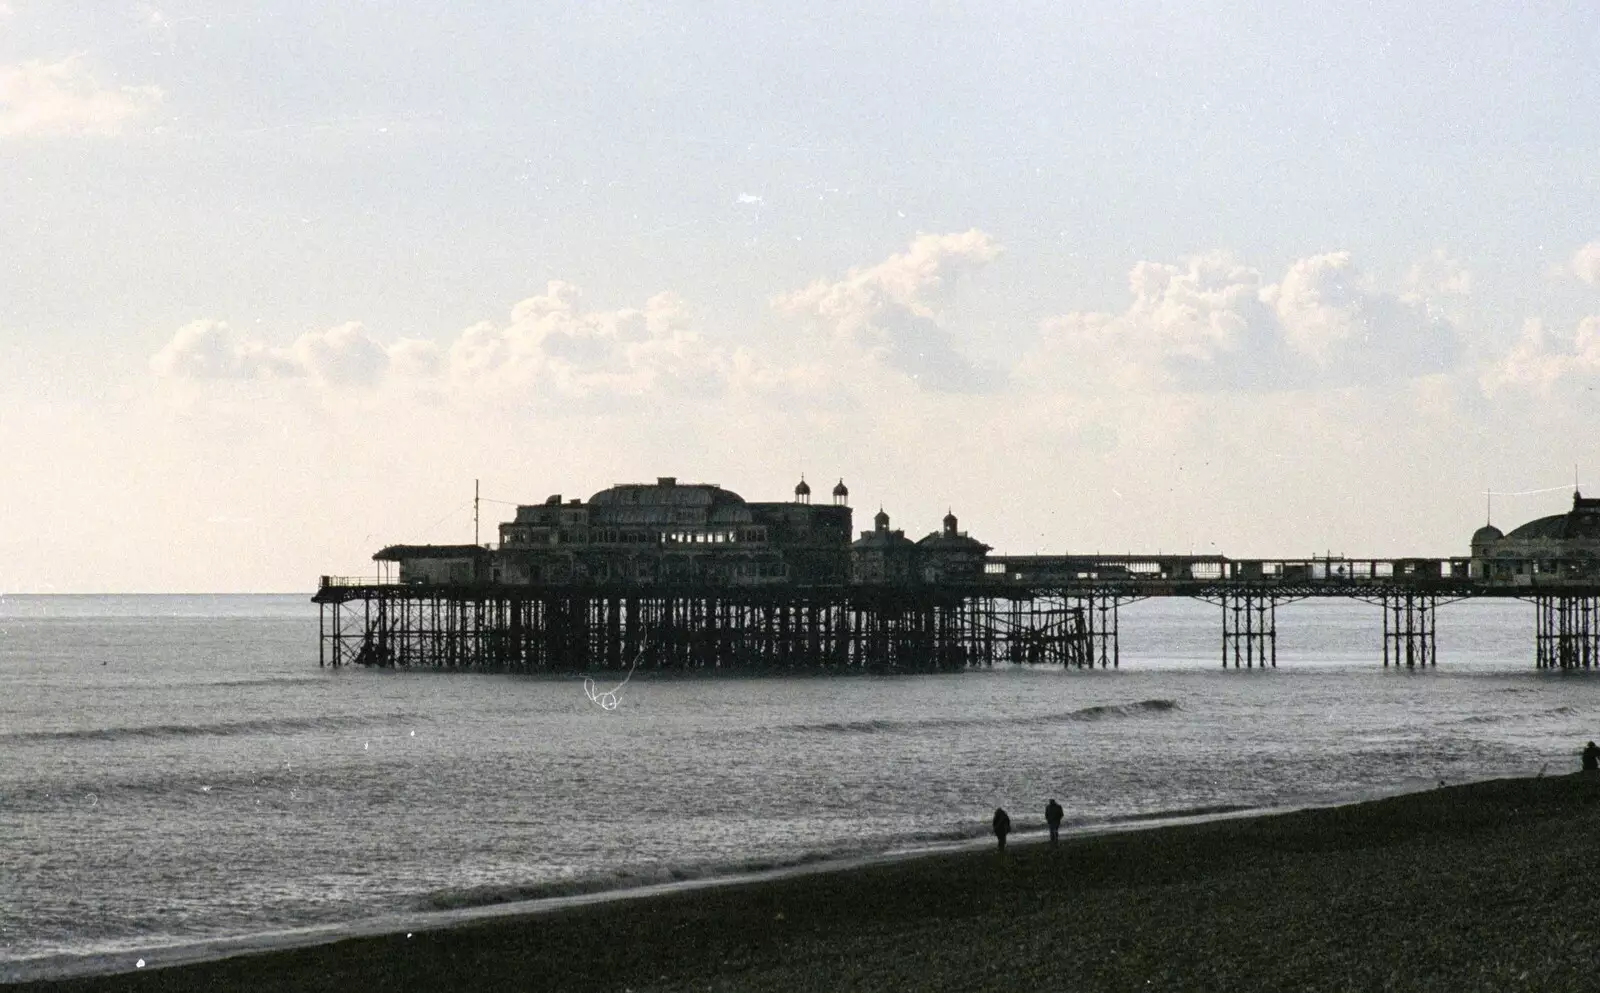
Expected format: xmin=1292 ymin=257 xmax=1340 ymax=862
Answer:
xmin=992 ymin=807 xmax=1011 ymax=852
xmin=1583 ymin=741 xmax=1600 ymax=772
xmin=1044 ymin=798 xmax=1064 ymax=843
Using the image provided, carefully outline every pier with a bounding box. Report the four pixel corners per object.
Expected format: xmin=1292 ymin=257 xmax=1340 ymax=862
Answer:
xmin=314 ymin=556 xmax=1600 ymax=673
xmin=314 ymin=479 xmax=1600 ymax=672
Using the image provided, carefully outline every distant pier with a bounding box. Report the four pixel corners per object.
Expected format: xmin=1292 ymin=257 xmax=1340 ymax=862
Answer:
xmin=314 ymin=559 xmax=1600 ymax=672
xmin=314 ymin=479 xmax=1600 ymax=672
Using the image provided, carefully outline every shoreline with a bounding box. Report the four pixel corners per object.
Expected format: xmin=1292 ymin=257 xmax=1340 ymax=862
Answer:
xmin=16 ymin=773 xmax=1598 ymax=991
xmin=0 ymin=799 xmax=1282 ymax=985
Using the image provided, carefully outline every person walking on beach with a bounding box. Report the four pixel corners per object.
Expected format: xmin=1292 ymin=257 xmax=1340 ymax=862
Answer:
xmin=1044 ymin=798 xmax=1064 ymax=844
xmin=1583 ymin=741 xmax=1600 ymax=772
xmin=992 ymin=807 xmax=1011 ymax=852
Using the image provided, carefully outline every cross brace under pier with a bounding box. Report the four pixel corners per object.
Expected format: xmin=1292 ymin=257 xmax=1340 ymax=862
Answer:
xmin=1381 ymin=592 xmax=1437 ymax=668
xmin=1221 ymin=589 xmax=1277 ymax=668
xmin=1534 ymin=594 xmax=1600 ymax=670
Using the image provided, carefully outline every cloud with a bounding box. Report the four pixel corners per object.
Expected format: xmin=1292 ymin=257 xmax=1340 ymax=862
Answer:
xmin=150 ymin=283 xmax=753 ymax=404
xmin=1480 ymin=316 xmax=1600 ymax=395
xmin=289 ymin=323 xmax=392 ymax=385
xmin=443 ymin=281 xmax=734 ymax=400
xmin=1403 ymin=249 xmax=1472 ymax=302
xmin=151 ymin=319 xmax=407 ymax=386
xmin=1267 ymin=252 xmax=1461 ymax=378
xmin=0 ymin=55 xmax=163 ymax=137
xmin=1028 ymin=251 xmax=1463 ymax=394
xmin=149 ymin=321 xmax=298 ymax=380
xmin=1573 ymin=243 xmax=1600 ymax=287
xmin=776 ymin=229 xmax=1003 ymax=392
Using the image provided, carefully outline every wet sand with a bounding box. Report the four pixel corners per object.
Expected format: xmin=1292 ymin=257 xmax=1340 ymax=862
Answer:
xmin=12 ymin=773 xmax=1600 ymax=992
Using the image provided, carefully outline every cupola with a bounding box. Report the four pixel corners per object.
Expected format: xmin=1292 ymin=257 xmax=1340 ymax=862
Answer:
xmin=874 ymin=508 xmax=890 ymax=532
xmin=832 ymin=479 xmax=849 ymax=505
xmin=794 ymin=476 xmax=811 ymax=504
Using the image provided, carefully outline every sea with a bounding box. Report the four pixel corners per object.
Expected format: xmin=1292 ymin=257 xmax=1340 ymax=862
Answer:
xmin=4 ymin=592 xmax=1598 ymax=982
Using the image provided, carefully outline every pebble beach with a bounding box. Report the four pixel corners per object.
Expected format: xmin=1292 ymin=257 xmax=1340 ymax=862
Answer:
xmin=13 ymin=773 xmax=1600 ymax=993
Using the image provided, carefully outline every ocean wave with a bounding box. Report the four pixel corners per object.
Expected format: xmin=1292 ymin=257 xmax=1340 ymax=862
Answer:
xmin=782 ymin=698 xmax=1180 ymax=735
xmin=2 ymin=714 xmax=415 ymax=744
xmin=420 ymin=848 xmax=858 ymax=911
xmin=198 ymin=677 xmax=325 ymax=690
xmin=1101 ymin=803 xmax=1256 ymax=825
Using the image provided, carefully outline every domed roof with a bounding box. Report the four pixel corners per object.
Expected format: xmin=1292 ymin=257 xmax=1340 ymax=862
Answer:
xmin=794 ymin=477 xmax=811 ymax=497
xmin=1502 ymin=493 xmax=1600 ymax=543
xmin=943 ymin=510 xmax=958 ymax=526
xmin=874 ymin=508 xmax=890 ymax=528
xmin=1471 ymin=524 xmax=1503 ymax=545
xmin=832 ymin=478 xmax=848 ymax=497
xmin=589 ymin=480 xmax=744 ymax=507
xmin=586 ymin=479 xmax=746 ymax=525
xmin=1504 ymin=513 xmax=1600 ymax=542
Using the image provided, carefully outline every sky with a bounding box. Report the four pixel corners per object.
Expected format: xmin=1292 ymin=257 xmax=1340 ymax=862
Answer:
xmin=3 ymin=1 xmax=1599 ymax=592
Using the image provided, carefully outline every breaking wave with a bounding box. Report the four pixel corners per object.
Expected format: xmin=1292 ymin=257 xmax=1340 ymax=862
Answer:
xmin=3 ymin=714 xmax=415 ymax=744
xmin=420 ymin=848 xmax=867 ymax=911
xmin=782 ymin=698 xmax=1180 ymax=735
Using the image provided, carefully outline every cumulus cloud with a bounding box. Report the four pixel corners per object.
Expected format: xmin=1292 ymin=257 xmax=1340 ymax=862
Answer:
xmin=1266 ymin=252 xmax=1461 ymax=377
xmin=0 ymin=55 xmax=163 ymax=137
xmin=151 ymin=320 xmax=413 ymax=386
xmin=1028 ymin=251 xmax=1462 ymax=393
xmin=1480 ymin=316 xmax=1600 ymax=395
xmin=441 ymin=281 xmax=737 ymax=400
xmin=1403 ymin=249 xmax=1472 ymax=302
xmin=289 ymin=323 xmax=392 ymax=385
xmin=149 ymin=321 xmax=298 ymax=380
xmin=1028 ymin=253 xmax=1289 ymax=393
xmin=776 ymin=230 xmax=1003 ymax=392
xmin=151 ymin=283 xmax=756 ymax=403
xmin=1572 ymin=243 xmax=1600 ymax=287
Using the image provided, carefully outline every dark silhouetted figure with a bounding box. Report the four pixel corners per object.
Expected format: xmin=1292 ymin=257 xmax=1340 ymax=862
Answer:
xmin=992 ymin=807 xmax=1011 ymax=852
xmin=1583 ymin=741 xmax=1599 ymax=772
xmin=1045 ymin=798 xmax=1064 ymax=843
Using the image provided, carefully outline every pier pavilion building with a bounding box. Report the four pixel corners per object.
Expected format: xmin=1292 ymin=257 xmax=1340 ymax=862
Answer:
xmin=849 ymin=509 xmax=915 ymax=583
xmin=916 ymin=511 xmax=992 ymax=583
xmin=453 ymin=476 xmax=851 ymax=586
xmin=1470 ymin=491 xmax=1600 ymax=583
xmin=374 ymin=476 xmax=992 ymax=589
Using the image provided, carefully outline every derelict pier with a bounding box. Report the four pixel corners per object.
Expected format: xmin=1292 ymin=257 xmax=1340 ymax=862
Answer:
xmin=314 ymin=477 xmax=1600 ymax=672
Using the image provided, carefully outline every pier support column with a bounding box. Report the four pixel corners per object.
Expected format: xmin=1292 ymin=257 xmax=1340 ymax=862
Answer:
xmin=1219 ymin=589 xmax=1276 ymax=669
xmin=1382 ymin=593 xmax=1436 ymax=668
xmin=1062 ymin=592 xmax=1120 ymax=668
xmin=1534 ymin=594 xmax=1600 ymax=669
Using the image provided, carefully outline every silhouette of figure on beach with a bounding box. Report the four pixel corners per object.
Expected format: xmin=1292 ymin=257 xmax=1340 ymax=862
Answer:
xmin=1045 ymin=798 xmax=1064 ymax=843
xmin=1582 ymin=741 xmax=1599 ymax=772
xmin=992 ymin=807 xmax=1011 ymax=852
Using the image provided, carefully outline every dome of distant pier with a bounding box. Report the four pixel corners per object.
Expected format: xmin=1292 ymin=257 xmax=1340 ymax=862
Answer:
xmin=1470 ymin=524 xmax=1503 ymax=546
